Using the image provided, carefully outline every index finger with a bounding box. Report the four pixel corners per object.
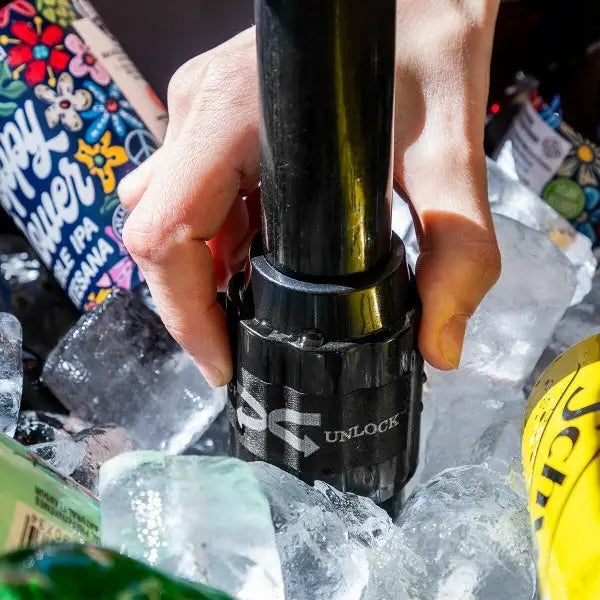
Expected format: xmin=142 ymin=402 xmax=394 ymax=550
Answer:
xmin=123 ymin=102 xmax=258 ymax=388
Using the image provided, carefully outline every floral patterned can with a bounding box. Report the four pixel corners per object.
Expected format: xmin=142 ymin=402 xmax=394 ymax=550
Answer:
xmin=542 ymin=123 xmax=600 ymax=247
xmin=495 ymin=97 xmax=600 ymax=247
xmin=0 ymin=0 xmax=167 ymax=310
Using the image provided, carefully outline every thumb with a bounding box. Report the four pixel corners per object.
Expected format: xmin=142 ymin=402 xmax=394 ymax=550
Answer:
xmin=415 ymin=211 xmax=501 ymax=370
xmin=398 ymin=152 xmax=501 ymax=371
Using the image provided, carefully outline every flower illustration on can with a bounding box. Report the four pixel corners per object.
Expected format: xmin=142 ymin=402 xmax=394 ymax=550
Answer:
xmin=34 ymin=71 xmax=91 ymax=131
xmin=64 ymin=32 xmax=109 ymax=85
xmin=0 ymin=1 xmax=36 ymax=29
xmin=81 ymin=81 xmax=143 ymax=144
xmin=5 ymin=17 xmax=70 ymax=86
xmin=75 ymin=130 xmax=128 ymax=194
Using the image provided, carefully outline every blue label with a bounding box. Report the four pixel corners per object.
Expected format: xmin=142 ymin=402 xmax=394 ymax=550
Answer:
xmin=0 ymin=1 xmax=158 ymax=310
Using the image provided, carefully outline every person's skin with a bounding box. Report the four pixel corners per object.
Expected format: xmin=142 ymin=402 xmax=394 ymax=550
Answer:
xmin=118 ymin=0 xmax=502 ymax=388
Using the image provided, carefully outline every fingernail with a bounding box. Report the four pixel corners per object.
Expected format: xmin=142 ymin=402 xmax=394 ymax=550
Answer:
xmin=198 ymin=362 xmax=226 ymax=388
xmin=439 ymin=314 xmax=468 ymax=369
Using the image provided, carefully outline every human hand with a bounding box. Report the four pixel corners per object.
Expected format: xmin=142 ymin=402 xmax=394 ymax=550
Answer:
xmin=119 ymin=29 xmax=259 ymax=387
xmin=119 ymin=2 xmax=501 ymax=387
xmin=393 ymin=0 xmax=501 ymax=370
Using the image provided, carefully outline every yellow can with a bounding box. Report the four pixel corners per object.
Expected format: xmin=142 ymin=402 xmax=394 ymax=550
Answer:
xmin=523 ymin=333 xmax=600 ymax=600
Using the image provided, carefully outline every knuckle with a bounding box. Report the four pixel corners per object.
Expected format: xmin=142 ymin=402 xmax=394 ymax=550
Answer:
xmin=118 ymin=192 xmax=135 ymax=212
xmin=167 ymin=35 xmax=257 ymax=129
xmin=193 ymin=48 xmax=257 ymax=111
xmin=122 ymin=214 xmax=169 ymax=265
xmin=167 ymin=56 xmax=204 ymax=113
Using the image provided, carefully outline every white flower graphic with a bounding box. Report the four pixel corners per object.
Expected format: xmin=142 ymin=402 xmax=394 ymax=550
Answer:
xmin=34 ymin=71 xmax=92 ymax=132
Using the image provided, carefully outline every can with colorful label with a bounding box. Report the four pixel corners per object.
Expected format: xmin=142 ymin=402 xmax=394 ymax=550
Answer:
xmin=495 ymin=97 xmax=600 ymax=248
xmin=0 ymin=0 xmax=166 ymax=311
xmin=522 ymin=333 xmax=600 ymax=599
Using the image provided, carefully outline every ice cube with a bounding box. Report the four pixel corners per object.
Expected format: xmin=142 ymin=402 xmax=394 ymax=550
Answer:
xmin=133 ymin=282 xmax=158 ymax=313
xmin=252 ymin=462 xmax=369 ymax=600
xmin=526 ymin=266 xmax=600 ymax=393
xmin=21 ymin=347 xmax=69 ymax=414
xmin=415 ymin=370 xmax=526 ymax=483
xmin=551 ymin=266 xmax=600 ymax=353
xmin=0 ymin=245 xmax=42 ymax=287
xmin=254 ymin=463 xmax=535 ymax=600
xmin=312 ymin=480 xmax=393 ymax=549
xmin=461 ymin=214 xmax=575 ymax=387
xmin=184 ymin=408 xmax=230 ymax=457
xmin=28 ymin=436 xmax=85 ymax=478
xmin=42 ymin=290 xmax=226 ymax=453
xmin=0 ymin=235 xmax=78 ymax=359
xmin=487 ymin=158 xmax=595 ymax=304
xmin=99 ymin=453 xmax=284 ymax=600
xmin=15 ymin=411 xmax=91 ymax=445
xmin=0 ymin=313 xmax=22 ymax=437
xmin=29 ymin=425 xmax=133 ymax=494
xmin=366 ymin=464 xmax=537 ymax=600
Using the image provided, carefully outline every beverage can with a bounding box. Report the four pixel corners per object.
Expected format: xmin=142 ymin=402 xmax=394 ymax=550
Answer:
xmin=495 ymin=96 xmax=600 ymax=248
xmin=0 ymin=0 xmax=167 ymax=310
xmin=0 ymin=432 xmax=100 ymax=551
xmin=522 ymin=333 xmax=600 ymax=599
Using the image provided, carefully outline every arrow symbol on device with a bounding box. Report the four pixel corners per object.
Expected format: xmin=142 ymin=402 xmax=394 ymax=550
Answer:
xmin=236 ymin=384 xmax=322 ymax=457
xmin=268 ymin=408 xmax=321 ymax=457
xmin=236 ymin=385 xmax=267 ymax=432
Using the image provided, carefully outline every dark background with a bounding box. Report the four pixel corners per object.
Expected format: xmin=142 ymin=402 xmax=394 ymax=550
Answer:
xmin=93 ymin=0 xmax=254 ymax=103
xmin=93 ymin=0 xmax=600 ymax=143
xmin=491 ymin=0 xmax=600 ymax=142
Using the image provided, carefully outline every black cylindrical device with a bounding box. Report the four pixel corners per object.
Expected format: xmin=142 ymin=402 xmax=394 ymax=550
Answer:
xmin=258 ymin=0 xmax=394 ymax=276
xmin=227 ymin=0 xmax=423 ymax=507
